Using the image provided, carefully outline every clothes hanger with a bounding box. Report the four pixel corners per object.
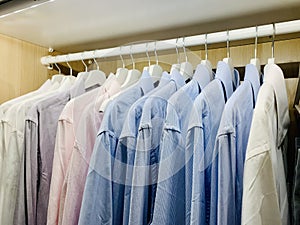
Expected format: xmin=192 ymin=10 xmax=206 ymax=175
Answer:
xmin=200 ymin=33 xmax=214 ymax=79
xmin=267 ymin=23 xmax=276 ymax=65
xmin=121 ymin=45 xmax=141 ymax=89
xmin=143 ymin=42 xmax=151 ymax=72
xmin=250 ymin=26 xmax=261 ymax=73
xmin=51 ymin=56 xmax=65 ymax=84
xmin=170 ymin=38 xmax=181 ymax=73
xmin=76 ymin=53 xmax=90 ymax=81
xmin=148 ymin=41 xmax=163 ymax=81
xmin=58 ymin=55 xmax=76 ymax=90
xmin=116 ymin=46 xmax=128 ymax=85
xmin=180 ymin=37 xmax=194 ymax=81
xmin=85 ymin=51 xmax=107 ymax=89
xmin=223 ymin=29 xmax=235 ymax=78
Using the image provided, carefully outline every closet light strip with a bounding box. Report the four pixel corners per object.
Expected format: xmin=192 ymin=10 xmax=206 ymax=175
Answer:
xmin=41 ymin=19 xmax=300 ymax=65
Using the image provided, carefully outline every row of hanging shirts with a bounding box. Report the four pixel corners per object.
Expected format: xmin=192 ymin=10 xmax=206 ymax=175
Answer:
xmin=1 ymin=25 xmax=290 ymax=224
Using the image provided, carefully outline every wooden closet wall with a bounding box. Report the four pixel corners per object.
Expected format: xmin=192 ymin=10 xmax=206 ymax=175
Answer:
xmin=0 ymin=34 xmax=84 ymax=104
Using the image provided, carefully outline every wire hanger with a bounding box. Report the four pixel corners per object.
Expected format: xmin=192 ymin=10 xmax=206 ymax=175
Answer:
xmin=54 ymin=62 xmax=61 ymax=74
xmin=76 ymin=53 xmax=90 ymax=81
xmin=85 ymin=50 xmax=107 ymax=89
xmin=250 ymin=26 xmax=261 ymax=73
xmin=180 ymin=37 xmax=193 ymax=81
xmin=51 ymin=56 xmax=65 ymax=84
xmin=116 ymin=46 xmax=128 ymax=85
xmin=121 ymin=45 xmax=141 ymax=89
xmin=268 ymin=23 xmax=276 ymax=64
xmin=65 ymin=55 xmax=73 ymax=76
xmin=143 ymin=42 xmax=151 ymax=72
xmin=201 ymin=33 xmax=213 ymax=79
xmin=93 ymin=51 xmax=100 ymax=70
xmin=193 ymin=33 xmax=213 ymax=90
xmin=170 ymin=38 xmax=181 ymax=73
xmin=149 ymin=41 xmax=163 ymax=81
xmin=223 ymin=29 xmax=234 ymax=76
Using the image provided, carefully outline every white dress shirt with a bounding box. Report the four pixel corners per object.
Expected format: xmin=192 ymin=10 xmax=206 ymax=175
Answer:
xmin=242 ymin=63 xmax=290 ymax=225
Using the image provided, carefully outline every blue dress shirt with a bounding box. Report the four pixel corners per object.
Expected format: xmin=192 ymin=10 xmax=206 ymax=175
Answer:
xmin=127 ymin=70 xmax=185 ymax=225
xmin=115 ymin=72 xmax=171 ymax=225
xmin=187 ymin=61 xmax=239 ymax=225
xmin=151 ymin=64 xmax=212 ymax=225
xmin=210 ymin=64 xmax=260 ymax=225
xmin=78 ymin=70 xmax=155 ymax=225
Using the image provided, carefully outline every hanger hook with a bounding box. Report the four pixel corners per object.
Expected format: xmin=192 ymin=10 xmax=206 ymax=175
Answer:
xmin=154 ymin=41 xmax=159 ymax=65
xmin=81 ymin=52 xmax=88 ymax=72
xmin=54 ymin=56 xmax=61 ymax=74
xmin=66 ymin=55 xmax=72 ymax=75
xmin=119 ymin=46 xmax=125 ymax=68
xmin=272 ymin=23 xmax=276 ymax=58
xmin=182 ymin=37 xmax=188 ymax=62
xmin=146 ymin=43 xmax=151 ymax=67
xmin=130 ymin=45 xmax=135 ymax=70
xmin=93 ymin=50 xmax=100 ymax=70
xmin=254 ymin=26 xmax=258 ymax=59
xmin=175 ymin=38 xmax=180 ymax=64
xmin=205 ymin=34 xmax=208 ymax=60
xmin=226 ymin=29 xmax=230 ymax=58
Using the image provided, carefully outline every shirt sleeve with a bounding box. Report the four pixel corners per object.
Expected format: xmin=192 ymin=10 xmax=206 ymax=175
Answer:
xmin=188 ymin=125 xmax=206 ymax=225
xmin=242 ymin=109 xmax=282 ymax=225
xmin=211 ymin=133 xmax=236 ymax=225
xmin=151 ymin=109 xmax=187 ymax=225
xmin=24 ymin=119 xmax=39 ymax=225
xmin=47 ymin=115 xmax=74 ymax=225
xmin=128 ymin=127 xmax=153 ymax=225
xmin=78 ymin=130 xmax=117 ymax=225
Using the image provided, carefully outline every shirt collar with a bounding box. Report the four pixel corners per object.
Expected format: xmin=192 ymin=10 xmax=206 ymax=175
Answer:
xmin=138 ymin=70 xmax=155 ymax=94
xmin=105 ymin=74 xmax=122 ymax=97
xmin=38 ymin=79 xmax=52 ymax=92
xmin=244 ymin=64 xmax=261 ymax=105
xmin=215 ymin=61 xmax=234 ymax=102
xmin=158 ymin=71 xmax=171 ymax=87
xmin=70 ymin=76 xmax=86 ymax=98
xmin=170 ymin=69 xmax=185 ymax=88
xmin=193 ymin=64 xmax=212 ymax=91
xmin=264 ymin=63 xmax=290 ymax=146
xmin=233 ymin=69 xmax=240 ymax=91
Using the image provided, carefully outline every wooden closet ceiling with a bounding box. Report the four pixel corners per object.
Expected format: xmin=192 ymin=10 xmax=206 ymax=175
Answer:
xmin=0 ymin=0 xmax=300 ymax=53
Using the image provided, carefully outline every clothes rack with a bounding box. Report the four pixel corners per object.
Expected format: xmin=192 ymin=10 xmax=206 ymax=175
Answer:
xmin=40 ymin=20 xmax=300 ymax=66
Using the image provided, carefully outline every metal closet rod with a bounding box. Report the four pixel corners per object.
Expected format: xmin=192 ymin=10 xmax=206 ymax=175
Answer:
xmin=41 ymin=20 xmax=300 ymax=66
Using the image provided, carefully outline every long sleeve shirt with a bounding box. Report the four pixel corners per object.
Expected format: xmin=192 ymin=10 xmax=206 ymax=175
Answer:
xmin=187 ymin=61 xmax=239 ymax=225
xmin=242 ymin=63 xmax=290 ymax=225
xmin=128 ymin=70 xmax=185 ymax=225
xmin=151 ymin=64 xmax=212 ymax=225
xmin=210 ymin=64 xmax=260 ymax=225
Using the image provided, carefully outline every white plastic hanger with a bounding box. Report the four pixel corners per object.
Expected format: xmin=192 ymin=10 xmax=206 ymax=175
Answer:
xmin=180 ymin=37 xmax=193 ymax=81
xmin=201 ymin=34 xmax=214 ymax=79
xmin=51 ymin=56 xmax=65 ymax=84
xmin=143 ymin=42 xmax=151 ymax=72
xmin=121 ymin=45 xmax=141 ymax=89
xmin=250 ymin=26 xmax=261 ymax=73
xmin=116 ymin=46 xmax=128 ymax=85
xmin=170 ymin=38 xmax=181 ymax=73
xmin=58 ymin=56 xmax=76 ymax=91
xmin=267 ymin=23 xmax=276 ymax=65
xmin=223 ymin=30 xmax=235 ymax=78
xmin=76 ymin=53 xmax=90 ymax=81
xmin=85 ymin=51 xmax=106 ymax=89
xmin=148 ymin=41 xmax=163 ymax=82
